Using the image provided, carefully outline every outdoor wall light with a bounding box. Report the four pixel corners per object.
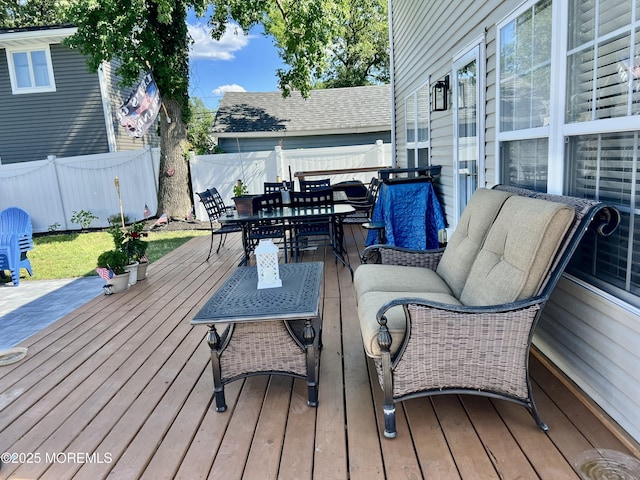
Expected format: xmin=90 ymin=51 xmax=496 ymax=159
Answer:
xmin=433 ymin=76 xmax=450 ymax=111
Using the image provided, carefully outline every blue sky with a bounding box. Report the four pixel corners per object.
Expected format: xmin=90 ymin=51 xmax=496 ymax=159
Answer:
xmin=187 ymin=12 xmax=285 ymax=110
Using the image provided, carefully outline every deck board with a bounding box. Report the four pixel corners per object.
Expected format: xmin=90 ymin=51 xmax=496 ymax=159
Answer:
xmin=1 ymin=225 xmax=638 ymax=480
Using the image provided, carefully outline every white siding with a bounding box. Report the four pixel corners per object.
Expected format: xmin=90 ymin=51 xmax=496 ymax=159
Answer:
xmin=391 ymin=0 xmax=640 ymax=443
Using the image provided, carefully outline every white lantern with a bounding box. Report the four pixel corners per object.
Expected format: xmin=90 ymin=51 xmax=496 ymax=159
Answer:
xmin=255 ymin=239 xmax=282 ymax=289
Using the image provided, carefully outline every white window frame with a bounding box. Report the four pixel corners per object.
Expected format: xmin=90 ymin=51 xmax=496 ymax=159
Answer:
xmin=405 ymin=81 xmax=431 ymax=168
xmin=6 ymin=44 xmax=56 ymax=94
xmin=495 ymin=0 xmax=556 ymax=189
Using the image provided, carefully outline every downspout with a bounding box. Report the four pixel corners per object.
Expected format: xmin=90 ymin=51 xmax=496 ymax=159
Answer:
xmin=387 ymin=0 xmax=397 ymax=167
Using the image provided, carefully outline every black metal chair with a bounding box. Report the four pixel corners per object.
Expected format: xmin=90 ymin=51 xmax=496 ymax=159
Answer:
xmin=196 ymin=188 xmax=242 ymax=260
xmin=344 ymin=177 xmax=382 ymax=224
xmin=264 ymin=181 xmax=293 ymax=193
xmin=299 ymin=178 xmax=331 ymax=192
xmin=249 ymin=193 xmax=288 ymax=262
xmin=289 ymin=188 xmax=335 ymax=261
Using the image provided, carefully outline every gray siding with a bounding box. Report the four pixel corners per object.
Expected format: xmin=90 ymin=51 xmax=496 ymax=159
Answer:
xmin=218 ymin=131 xmax=391 ymax=154
xmin=392 ymin=0 xmax=640 ymax=443
xmin=0 ymin=44 xmax=109 ymax=164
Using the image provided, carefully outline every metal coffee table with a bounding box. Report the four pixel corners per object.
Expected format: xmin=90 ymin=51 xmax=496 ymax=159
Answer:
xmin=191 ymin=262 xmax=323 ymax=411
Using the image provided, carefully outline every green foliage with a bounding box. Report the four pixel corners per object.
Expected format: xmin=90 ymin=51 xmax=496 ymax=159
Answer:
xmin=64 ymin=0 xmax=191 ymax=116
xmin=233 ymin=180 xmax=248 ymax=197
xmin=0 ymin=0 xmax=71 ymax=28
xmin=108 ymin=222 xmax=149 ymax=263
xmin=107 ymin=213 xmax=130 ymax=226
xmin=48 ymin=222 xmax=61 ymax=232
xmin=70 ymin=209 xmax=98 ymax=230
xmin=96 ymin=249 xmax=129 ymax=274
xmin=320 ymin=0 xmax=389 ymax=88
xmin=187 ymin=97 xmax=216 ymax=155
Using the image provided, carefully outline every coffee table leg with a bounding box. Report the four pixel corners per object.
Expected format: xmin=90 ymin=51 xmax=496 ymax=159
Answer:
xmin=207 ymin=325 xmax=227 ymax=412
xmin=303 ymin=319 xmax=318 ymax=406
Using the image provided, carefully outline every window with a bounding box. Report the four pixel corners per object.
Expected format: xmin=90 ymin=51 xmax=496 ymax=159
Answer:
xmin=6 ymin=46 xmax=56 ymax=94
xmin=563 ymin=0 xmax=640 ymax=307
xmin=497 ymin=0 xmax=553 ymax=192
xmin=566 ymin=0 xmax=638 ymax=121
xmin=405 ymin=83 xmax=430 ymax=167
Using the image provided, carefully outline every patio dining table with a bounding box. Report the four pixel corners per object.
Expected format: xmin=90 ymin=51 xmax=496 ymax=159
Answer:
xmin=219 ymin=203 xmax=355 ymax=273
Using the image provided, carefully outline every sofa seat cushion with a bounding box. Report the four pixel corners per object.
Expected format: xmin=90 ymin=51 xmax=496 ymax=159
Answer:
xmin=358 ymin=290 xmax=462 ymax=357
xmin=460 ymin=196 xmax=574 ymax=306
xmin=354 ymin=264 xmax=453 ymax=299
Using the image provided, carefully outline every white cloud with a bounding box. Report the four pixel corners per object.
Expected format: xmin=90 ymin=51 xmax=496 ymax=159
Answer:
xmin=188 ymin=22 xmax=251 ymax=61
xmin=212 ymin=84 xmax=247 ymax=97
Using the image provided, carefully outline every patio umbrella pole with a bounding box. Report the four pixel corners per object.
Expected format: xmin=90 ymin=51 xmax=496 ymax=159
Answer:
xmin=114 ymin=177 xmax=125 ymax=228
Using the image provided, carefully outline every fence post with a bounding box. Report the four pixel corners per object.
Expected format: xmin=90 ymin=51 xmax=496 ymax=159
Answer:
xmin=50 ymin=155 xmax=71 ymax=231
xmin=375 ymin=139 xmax=384 ymax=167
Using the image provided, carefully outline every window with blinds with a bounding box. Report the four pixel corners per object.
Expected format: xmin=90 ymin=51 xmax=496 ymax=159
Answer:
xmin=566 ymin=0 xmax=640 ymax=122
xmin=499 ymin=0 xmax=552 ymax=132
xmin=566 ymin=133 xmax=640 ymax=305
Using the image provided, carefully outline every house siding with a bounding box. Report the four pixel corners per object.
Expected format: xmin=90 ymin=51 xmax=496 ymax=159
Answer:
xmin=218 ymin=131 xmax=391 ymax=154
xmin=0 ymin=44 xmax=109 ymax=164
xmin=392 ymin=0 xmax=640 ymax=443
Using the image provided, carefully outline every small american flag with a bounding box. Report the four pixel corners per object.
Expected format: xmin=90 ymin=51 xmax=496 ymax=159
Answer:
xmin=143 ymin=204 xmax=152 ymax=219
xmin=97 ymin=267 xmax=113 ymax=281
xmin=140 ymin=254 xmax=149 ymax=263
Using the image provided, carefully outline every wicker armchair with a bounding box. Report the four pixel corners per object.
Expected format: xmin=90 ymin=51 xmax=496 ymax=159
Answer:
xmin=355 ymin=186 xmax=620 ymax=438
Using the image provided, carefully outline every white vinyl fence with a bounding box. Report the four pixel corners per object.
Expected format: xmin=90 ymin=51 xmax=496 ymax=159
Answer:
xmin=0 ymin=148 xmax=160 ymax=233
xmin=0 ymin=141 xmax=390 ymax=233
xmin=190 ymin=141 xmax=390 ymax=221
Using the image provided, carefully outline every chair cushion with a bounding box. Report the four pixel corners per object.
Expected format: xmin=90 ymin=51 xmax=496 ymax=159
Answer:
xmin=354 ymin=264 xmax=453 ymax=299
xmin=436 ymin=188 xmax=513 ymax=298
xmin=357 ymin=290 xmax=462 ymax=357
xmin=460 ymin=196 xmax=574 ymax=306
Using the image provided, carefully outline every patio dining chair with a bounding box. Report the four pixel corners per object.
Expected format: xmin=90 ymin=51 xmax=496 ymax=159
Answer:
xmin=249 ymin=193 xmax=288 ymax=262
xmin=289 ymin=188 xmax=335 ymax=261
xmin=299 ymin=178 xmax=331 ymax=192
xmin=196 ymin=188 xmax=243 ymax=260
xmin=264 ymin=181 xmax=293 ymax=193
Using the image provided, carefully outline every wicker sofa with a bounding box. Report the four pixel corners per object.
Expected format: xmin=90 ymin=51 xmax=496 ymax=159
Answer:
xmin=355 ymin=185 xmax=619 ymax=438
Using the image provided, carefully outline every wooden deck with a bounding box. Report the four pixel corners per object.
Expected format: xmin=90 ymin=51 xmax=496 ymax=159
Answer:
xmin=1 ymin=224 xmax=638 ymax=480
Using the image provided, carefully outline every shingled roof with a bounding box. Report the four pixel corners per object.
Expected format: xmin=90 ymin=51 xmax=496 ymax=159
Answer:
xmin=213 ymin=84 xmax=390 ymax=137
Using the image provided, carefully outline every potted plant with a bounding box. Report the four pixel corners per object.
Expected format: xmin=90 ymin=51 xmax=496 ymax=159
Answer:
xmin=96 ymin=249 xmax=130 ymax=293
xmin=108 ymin=221 xmax=149 ymax=284
xmin=231 ymin=179 xmax=257 ymax=215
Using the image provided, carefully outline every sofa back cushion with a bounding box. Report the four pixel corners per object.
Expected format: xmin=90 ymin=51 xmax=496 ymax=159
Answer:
xmin=459 ymin=196 xmax=575 ymax=306
xmin=436 ymin=188 xmax=513 ymax=298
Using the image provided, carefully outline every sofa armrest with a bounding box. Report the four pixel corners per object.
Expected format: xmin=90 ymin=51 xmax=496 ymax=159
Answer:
xmin=362 ymin=244 xmax=445 ymax=270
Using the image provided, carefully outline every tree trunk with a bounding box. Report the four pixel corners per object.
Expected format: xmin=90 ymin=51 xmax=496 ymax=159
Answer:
xmin=156 ymin=97 xmax=192 ymax=220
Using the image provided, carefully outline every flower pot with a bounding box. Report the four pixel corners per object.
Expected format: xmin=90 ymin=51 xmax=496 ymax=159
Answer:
xmin=107 ymin=272 xmax=130 ymax=294
xmin=137 ymin=261 xmax=149 ymax=280
xmin=125 ymin=262 xmax=139 ymax=286
xmin=233 ymin=195 xmax=259 ymax=215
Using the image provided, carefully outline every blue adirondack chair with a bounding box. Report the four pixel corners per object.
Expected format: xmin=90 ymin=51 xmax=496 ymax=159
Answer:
xmin=0 ymin=207 xmax=34 ymax=286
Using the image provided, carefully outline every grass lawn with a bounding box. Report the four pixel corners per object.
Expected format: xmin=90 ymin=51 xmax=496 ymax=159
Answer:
xmin=12 ymin=229 xmax=208 ymax=281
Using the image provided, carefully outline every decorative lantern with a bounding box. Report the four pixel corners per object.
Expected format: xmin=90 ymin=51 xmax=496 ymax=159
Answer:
xmin=255 ymin=239 xmax=282 ymax=289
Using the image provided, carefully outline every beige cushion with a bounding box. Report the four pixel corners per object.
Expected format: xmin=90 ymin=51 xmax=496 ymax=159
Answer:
xmin=354 ymin=264 xmax=453 ymax=299
xmin=460 ymin=196 xmax=574 ymax=306
xmin=436 ymin=188 xmax=513 ymax=298
xmin=358 ymin=290 xmax=462 ymax=357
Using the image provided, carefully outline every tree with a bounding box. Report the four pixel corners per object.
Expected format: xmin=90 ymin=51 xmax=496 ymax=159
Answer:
xmin=65 ymin=0 xmax=200 ymax=220
xmin=320 ymin=0 xmax=389 ymax=88
xmin=0 ymin=0 xmax=69 ymax=28
xmin=187 ymin=97 xmax=217 ymax=155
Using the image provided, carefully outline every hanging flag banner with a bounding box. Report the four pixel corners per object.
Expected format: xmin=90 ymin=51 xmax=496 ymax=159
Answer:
xmin=117 ymin=71 xmax=161 ymax=138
